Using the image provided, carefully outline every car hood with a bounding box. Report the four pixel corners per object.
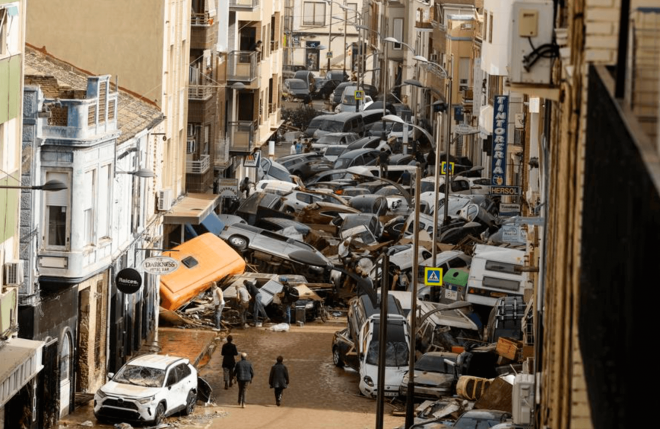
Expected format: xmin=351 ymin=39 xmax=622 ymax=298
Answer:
xmin=402 ymin=371 xmax=455 ymax=387
xmin=100 ymin=381 xmax=162 ymax=398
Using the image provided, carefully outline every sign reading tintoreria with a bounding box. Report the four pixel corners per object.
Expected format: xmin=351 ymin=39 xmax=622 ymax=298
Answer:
xmin=491 ymin=95 xmax=510 ymax=186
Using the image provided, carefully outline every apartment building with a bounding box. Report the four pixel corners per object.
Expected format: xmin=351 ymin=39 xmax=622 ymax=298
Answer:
xmin=0 ymin=1 xmax=46 ymax=426
xmin=227 ymin=0 xmax=284 ymax=184
xmin=8 ymin=46 xmax=165 ymax=428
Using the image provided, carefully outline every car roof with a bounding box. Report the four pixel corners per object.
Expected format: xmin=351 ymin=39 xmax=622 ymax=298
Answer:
xmin=285 ymin=78 xmax=306 ymax=84
xmin=338 ymin=148 xmax=378 ymax=158
xmin=127 ymin=354 xmax=187 ymax=369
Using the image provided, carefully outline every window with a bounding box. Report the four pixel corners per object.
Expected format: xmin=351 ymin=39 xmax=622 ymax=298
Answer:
xmin=46 ymin=172 xmax=69 ymax=248
xmin=483 ymin=10 xmax=488 ymax=39
xmin=83 ymin=170 xmax=96 ymax=246
xmin=0 ymin=8 xmax=7 ymax=57
xmin=483 ymin=276 xmax=520 ymax=291
xmin=393 ymin=18 xmax=404 ymax=50
xmin=489 ymin=13 xmax=493 ymax=43
xmin=485 ymin=260 xmax=522 ymax=275
xmin=347 ymin=3 xmax=358 ymax=24
xmin=459 ymin=57 xmax=470 ymax=90
xmin=303 ymin=2 xmax=326 ymax=26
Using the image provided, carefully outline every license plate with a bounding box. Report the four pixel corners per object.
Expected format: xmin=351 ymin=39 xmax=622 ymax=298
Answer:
xmin=384 ymin=391 xmax=398 ymax=397
xmin=445 ymin=289 xmax=458 ymax=300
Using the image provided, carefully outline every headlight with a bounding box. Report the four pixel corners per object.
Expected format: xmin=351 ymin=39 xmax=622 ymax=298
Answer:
xmin=363 ymin=376 xmax=374 ymax=387
xmin=310 ymin=265 xmax=324 ymax=272
xmin=96 ymin=390 xmax=107 ymax=399
xmin=137 ymin=396 xmax=155 ymax=405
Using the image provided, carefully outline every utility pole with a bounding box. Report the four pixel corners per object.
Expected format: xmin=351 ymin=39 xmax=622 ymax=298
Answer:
xmin=327 ymin=1 xmax=333 ymax=73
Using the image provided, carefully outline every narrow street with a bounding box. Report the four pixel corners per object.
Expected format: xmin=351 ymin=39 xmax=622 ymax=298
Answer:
xmin=58 ymin=322 xmax=406 ymax=429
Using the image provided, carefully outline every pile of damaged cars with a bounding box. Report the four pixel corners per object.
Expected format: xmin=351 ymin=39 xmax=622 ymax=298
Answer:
xmin=154 ymin=104 xmax=536 ymax=428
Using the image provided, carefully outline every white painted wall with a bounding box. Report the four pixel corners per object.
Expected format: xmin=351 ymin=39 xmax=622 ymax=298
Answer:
xmin=481 ymin=0 xmax=512 ymax=76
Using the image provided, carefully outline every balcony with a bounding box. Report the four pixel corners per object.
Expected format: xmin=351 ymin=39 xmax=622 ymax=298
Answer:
xmin=229 ymin=0 xmax=259 ymax=10
xmin=186 ymin=154 xmax=211 ymax=174
xmin=227 ymin=51 xmax=258 ymax=83
xmin=271 ymin=39 xmax=280 ymax=52
xmin=188 ymin=84 xmax=215 ymax=101
xmin=229 ymin=121 xmax=257 ymax=153
xmin=215 ymin=138 xmax=231 ymax=167
xmin=0 ymin=286 xmax=18 ymax=339
xmin=190 ymin=13 xmax=218 ymax=50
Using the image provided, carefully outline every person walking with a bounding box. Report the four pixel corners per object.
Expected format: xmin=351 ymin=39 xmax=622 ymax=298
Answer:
xmin=290 ymin=141 xmax=297 ymax=155
xmin=244 ymin=279 xmax=270 ymax=325
xmin=269 ymin=356 xmax=290 ymax=406
xmin=239 ymin=176 xmax=250 ymax=198
xmin=234 ymin=353 xmax=254 ymax=408
xmin=212 ymin=283 xmax=225 ymax=330
xmin=278 ymin=278 xmax=299 ymax=324
xmin=426 ymin=148 xmax=436 ymax=177
xmin=221 ymin=335 xmax=238 ymax=390
xmin=378 ymin=148 xmax=390 ymax=179
xmin=295 ymin=138 xmax=303 ymax=154
xmin=235 ymin=283 xmax=251 ymax=328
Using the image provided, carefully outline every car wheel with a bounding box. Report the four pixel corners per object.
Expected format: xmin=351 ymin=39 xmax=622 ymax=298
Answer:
xmin=153 ymin=403 xmax=166 ymax=425
xmin=332 ymin=347 xmax=344 ymax=368
xmin=183 ymin=389 xmax=197 ymax=415
xmin=283 ymin=206 xmax=296 ymax=214
xmin=228 ymin=235 xmax=248 ymax=251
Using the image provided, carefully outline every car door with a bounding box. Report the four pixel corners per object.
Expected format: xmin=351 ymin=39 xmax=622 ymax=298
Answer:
xmin=164 ymin=365 xmax=184 ymax=412
xmin=174 ymin=363 xmax=195 ymax=408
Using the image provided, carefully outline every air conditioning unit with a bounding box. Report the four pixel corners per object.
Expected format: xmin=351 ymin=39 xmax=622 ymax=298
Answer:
xmin=186 ymin=140 xmax=196 ymax=154
xmin=512 ymin=373 xmax=535 ymax=424
xmin=4 ymin=260 xmax=24 ymax=286
xmin=158 ymin=189 xmax=173 ymax=211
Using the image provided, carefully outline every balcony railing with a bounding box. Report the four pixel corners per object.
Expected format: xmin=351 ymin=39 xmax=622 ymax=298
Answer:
xmin=229 ymin=0 xmax=259 ymax=9
xmin=188 ymin=84 xmax=215 ymax=100
xmin=191 ymin=12 xmax=213 ymax=26
xmin=227 ymin=51 xmax=258 ymax=82
xmin=271 ymin=40 xmax=280 ymax=51
xmin=229 ymin=121 xmax=257 ymax=153
xmin=186 ymin=154 xmax=211 ymax=174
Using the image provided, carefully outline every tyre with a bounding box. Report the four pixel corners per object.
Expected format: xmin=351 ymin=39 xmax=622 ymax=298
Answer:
xmin=153 ymin=403 xmax=166 ymax=425
xmin=228 ymin=235 xmax=248 ymax=251
xmin=332 ymin=347 xmax=344 ymax=368
xmin=183 ymin=390 xmax=197 ymax=416
xmin=283 ymin=206 xmax=296 ymax=214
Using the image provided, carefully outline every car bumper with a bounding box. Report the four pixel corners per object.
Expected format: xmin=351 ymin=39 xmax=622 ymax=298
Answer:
xmin=94 ymin=397 xmax=155 ymax=423
xmin=399 ymin=384 xmax=451 ymax=399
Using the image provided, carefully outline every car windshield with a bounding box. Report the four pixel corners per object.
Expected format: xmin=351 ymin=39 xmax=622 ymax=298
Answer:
xmin=326 ymin=146 xmax=346 ymax=155
xmin=366 ymin=322 xmax=409 ymax=366
xmin=454 ymin=416 xmax=504 ymax=429
xmin=289 ymin=80 xmax=307 ymax=89
xmin=368 ymin=122 xmax=394 ymax=133
xmin=375 ymin=187 xmax=401 ymax=196
xmin=321 ymin=120 xmax=344 ymax=132
xmin=343 ymin=94 xmax=357 ymax=104
xmin=114 ymin=364 xmax=166 ymax=388
xmin=318 ymin=135 xmax=343 ymax=144
xmin=415 ymin=354 xmax=456 ymax=373
xmin=420 ymin=181 xmax=438 ymax=193
xmin=334 ymin=157 xmax=353 ymax=169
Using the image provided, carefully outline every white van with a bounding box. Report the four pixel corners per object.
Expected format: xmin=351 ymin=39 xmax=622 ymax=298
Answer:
xmin=466 ymin=244 xmax=528 ymax=307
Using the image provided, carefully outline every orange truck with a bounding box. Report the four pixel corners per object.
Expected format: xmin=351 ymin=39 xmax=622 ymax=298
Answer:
xmin=159 ymin=233 xmax=246 ymax=311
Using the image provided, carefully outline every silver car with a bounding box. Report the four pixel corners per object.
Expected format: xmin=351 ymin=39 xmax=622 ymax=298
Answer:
xmin=219 ymin=223 xmax=332 ymax=276
xmin=400 ymin=352 xmax=459 ymax=399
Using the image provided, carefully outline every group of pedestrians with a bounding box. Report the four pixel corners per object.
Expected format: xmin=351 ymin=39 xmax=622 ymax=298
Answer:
xmin=234 ymin=279 xmax=270 ymax=328
xmin=221 ymin=335 xmax=290 ymax=408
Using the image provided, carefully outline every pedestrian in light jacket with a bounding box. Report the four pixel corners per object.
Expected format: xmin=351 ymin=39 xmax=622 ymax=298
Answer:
xmin=269 ymin=355 xmax=290 ymax=406
xmin=234 ymin=353 xmax=254 ymax=408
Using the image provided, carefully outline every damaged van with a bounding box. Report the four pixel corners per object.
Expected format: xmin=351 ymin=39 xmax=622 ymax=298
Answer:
xmin=159 ymin=233 xmax=246 ymax=311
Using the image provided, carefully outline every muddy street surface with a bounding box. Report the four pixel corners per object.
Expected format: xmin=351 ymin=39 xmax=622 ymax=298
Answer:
xmin=58 ymin=322 xmax=406 ymax=429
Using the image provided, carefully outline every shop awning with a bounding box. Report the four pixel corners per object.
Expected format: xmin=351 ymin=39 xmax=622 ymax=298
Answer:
xmin=164 ymin=193 xmax=219 ymax=225
xmin=0 ymin=338 xmax=45 ymax=407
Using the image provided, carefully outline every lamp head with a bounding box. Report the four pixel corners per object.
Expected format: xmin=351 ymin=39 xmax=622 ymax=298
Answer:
xmin=413 ymin=55 xmax=429 ymax=63
xmin=384 ymin=37 xmax=399 ymax=44
xmin=39 ymin=180 xmax=68 ymax=191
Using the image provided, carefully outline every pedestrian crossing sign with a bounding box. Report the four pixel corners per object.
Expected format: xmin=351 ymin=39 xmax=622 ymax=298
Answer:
xmin=424 ymin=267 xmax=443 ymax=286
xmin=441 ymin=161 xmax=455 ymax=175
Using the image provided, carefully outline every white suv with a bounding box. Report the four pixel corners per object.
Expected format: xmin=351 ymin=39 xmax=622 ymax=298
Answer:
xmin=94 ymin=354 xmax=197 ymax=425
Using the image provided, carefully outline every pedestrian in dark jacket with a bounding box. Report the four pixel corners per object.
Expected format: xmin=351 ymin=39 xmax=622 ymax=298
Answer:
xmin=269 ymin=355 xmax=290 ymax=406
xmin=244 ymin=279 xmax=270 ymax=325
xmin=221 ymin=335 xmax=238 ymax=390
xmin=234 ymin=353 xmax=254 ymax=408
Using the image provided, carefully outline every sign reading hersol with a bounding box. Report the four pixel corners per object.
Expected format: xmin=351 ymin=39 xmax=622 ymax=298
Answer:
xmin=490 ymin=186 xmax=521 ymax=196
xmin=141 ymin=256 xmax=180 ymax=275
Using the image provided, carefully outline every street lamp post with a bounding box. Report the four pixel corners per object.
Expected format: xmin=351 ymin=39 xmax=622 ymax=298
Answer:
xmin=0 ymin=180 xmax=68 ymax=191
xmin=327 ymin=1 xmax=333 ymax=72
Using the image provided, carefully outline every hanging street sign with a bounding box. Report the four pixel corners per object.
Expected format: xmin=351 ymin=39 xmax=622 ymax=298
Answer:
xmin=141 ymin=256 xmax=180 ymax=275
xmin=491 ymin=95 xmax=510 ymax=186
xmin=116 ymin=268 xmax=143 ymax=294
